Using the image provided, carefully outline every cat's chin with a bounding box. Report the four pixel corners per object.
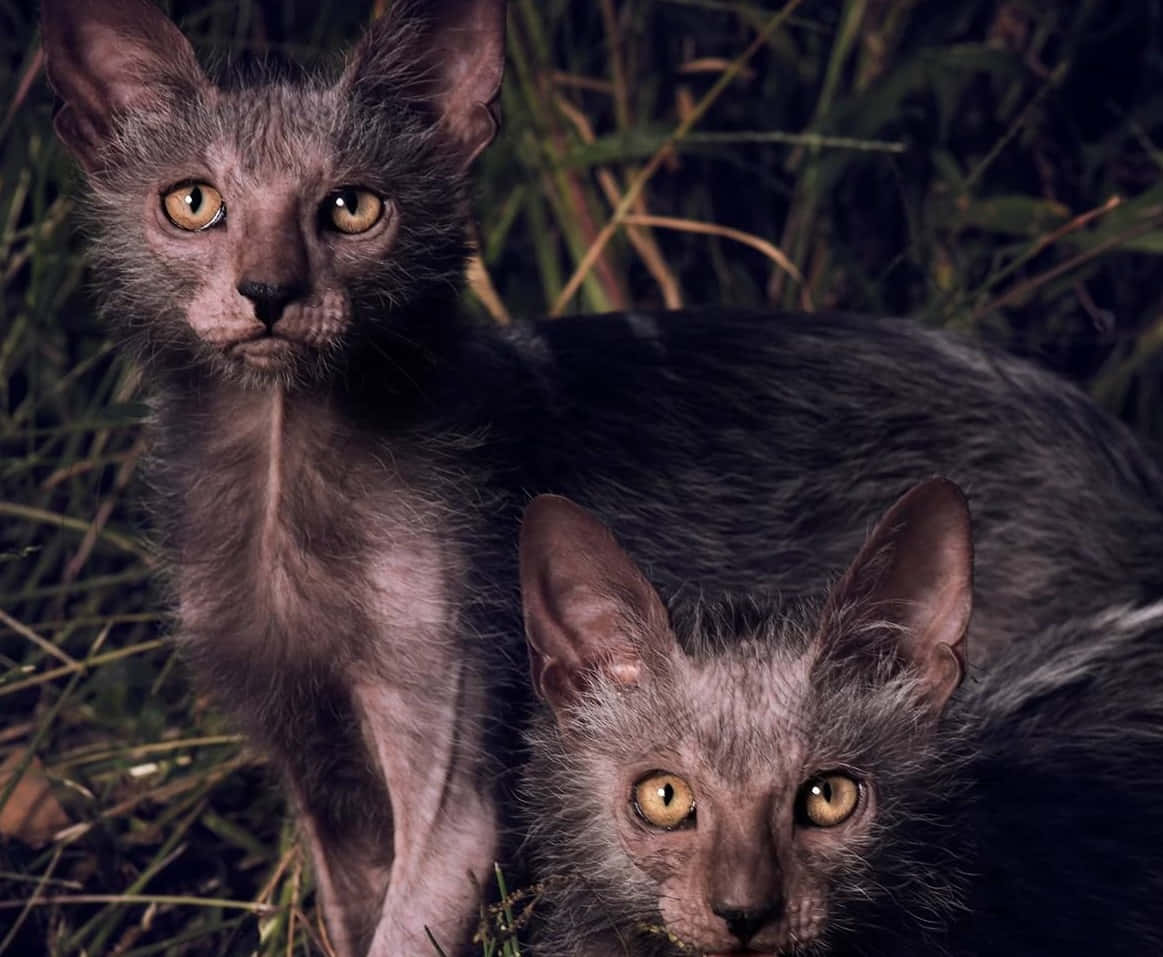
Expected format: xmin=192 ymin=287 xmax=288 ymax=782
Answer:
xmin=702 ymin=937 xmax=821 ymax=957
xmin=202 ymin=335 xmax=327 ymax=389
xmin=229 ymin=336 xmax=306 ymax=369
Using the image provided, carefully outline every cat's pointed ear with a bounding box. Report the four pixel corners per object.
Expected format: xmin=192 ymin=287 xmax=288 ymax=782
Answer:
xmin=520 ymin=495 xmax=674 ymax=718
xmin=41 ymin=0 xmax=206 ymax=170
xmin=344 ymin=0 xmax=505 ymax=167
xmin=822 ymin=477 xmax=973 ymax=712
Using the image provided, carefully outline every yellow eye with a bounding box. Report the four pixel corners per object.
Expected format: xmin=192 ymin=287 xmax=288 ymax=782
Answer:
xmin=798 ymin=773 xmax=860 ymax=828
xmin=326 ymin=187 xmax=385 ymax=234
xmin=632 ymin=772 xmax=696 ymax=830
xmin=162 ymin=183 xmax=225 ymax=231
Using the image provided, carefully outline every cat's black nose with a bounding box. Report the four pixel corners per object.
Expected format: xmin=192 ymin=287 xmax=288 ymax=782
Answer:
xmin=237 ymin=279 xmax=308 ymax=330
xmin=712 ymin=902 xmax=779 ymax=944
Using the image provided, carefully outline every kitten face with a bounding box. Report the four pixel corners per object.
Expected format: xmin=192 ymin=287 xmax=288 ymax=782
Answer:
xmin=533 ymin=629 xmax=932 ymax=956
xmin=615 ymin=660 xmax=874 ymax=956
xmin=84 ymin=73 xmax=466 ymax=387
xmin=519 ymin=484 xmax=973 ymax=955
xmin=44 ymin=0 xmax=505 ymax=390
xmin=142 ymin=108 xmax=395 ymax=374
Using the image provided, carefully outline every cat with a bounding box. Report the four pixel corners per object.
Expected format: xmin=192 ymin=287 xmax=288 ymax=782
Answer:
xmin=518 ymin=481 xmax=1163 ymax=956
xmin=40 ymin=0 xmax=1163 ymax=954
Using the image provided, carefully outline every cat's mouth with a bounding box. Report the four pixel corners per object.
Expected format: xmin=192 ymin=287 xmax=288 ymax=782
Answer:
xmin=228 ymin=335 xmax=306 ymax=368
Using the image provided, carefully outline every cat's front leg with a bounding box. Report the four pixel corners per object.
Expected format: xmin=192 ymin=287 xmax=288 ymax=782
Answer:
xmin=296 ymin=794 xmax=392 ymax=957
xmin=355 ymin=659 xmax=499 ymax=956
xmin=185 ymin=626 xmax=396 ymax=956
xmin=254 ymin=664 xmax=396 ymax=957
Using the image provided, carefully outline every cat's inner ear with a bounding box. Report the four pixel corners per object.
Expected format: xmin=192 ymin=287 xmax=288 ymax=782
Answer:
xmin=520 ymin=496 xmax=674 ymax=717
xmin=41 ymin=0 xmax=207 ymax=169
xmin=822 ymin=477 xmax=974 ymax=711
xmin=344 ymin=0 xmax=505 ymax=167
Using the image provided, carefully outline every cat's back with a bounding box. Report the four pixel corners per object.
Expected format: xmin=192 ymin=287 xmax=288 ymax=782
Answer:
xmin=497 ymin=308 xmax=1163 ymax=657
xmin=949 ymin=602 xmax=1163 ymax=955
xmin=968 ymin=599 xmax=1163 ymax=730
xmin=504 ymin=306 xmax=1158 ymax=516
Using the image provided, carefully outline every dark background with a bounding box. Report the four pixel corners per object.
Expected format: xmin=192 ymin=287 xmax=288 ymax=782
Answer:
xmin=1 ymin=0 xmax=1161 ymax=954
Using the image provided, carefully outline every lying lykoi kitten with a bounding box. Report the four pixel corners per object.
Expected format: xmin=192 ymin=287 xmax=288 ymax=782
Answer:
xmin=521 ymin=481 xmax=1163 ymax=956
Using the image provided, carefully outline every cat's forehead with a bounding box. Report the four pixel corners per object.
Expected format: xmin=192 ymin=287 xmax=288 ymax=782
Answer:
xmin=201 ymin=81 xmax=345 ymax=178
xmin=117 ymin=72 xmax=396 ymax=188
xmin=218 ymin=83 xmax=331 ymax=148
xmin=673 ymin=639 xmax=820 ymax=780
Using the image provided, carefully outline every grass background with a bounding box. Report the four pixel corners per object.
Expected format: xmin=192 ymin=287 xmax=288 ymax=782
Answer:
xmin=2 ymin=0 xmax=1162 ymax=953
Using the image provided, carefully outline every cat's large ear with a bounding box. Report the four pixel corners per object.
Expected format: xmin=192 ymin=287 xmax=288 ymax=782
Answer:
xmin=821 ymin=477 xmax=973 ymax=712
xmin=40 ymin=0 xmax=207 ymax=171
xmin=343 ymin=0 xmax=505 ymax=167
xmin=520 ymin=495 xmax=675 ymax=718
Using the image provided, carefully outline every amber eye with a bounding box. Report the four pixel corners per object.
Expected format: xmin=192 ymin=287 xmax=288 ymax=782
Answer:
xmin=797 ymin=773 xmax=860 ymax=828
xmin=325 ymin=187 xmax=385 ymax=234
xmin=632 ymin=772 xmax=696 ymax=830
xmin=162 ymin=182 xmax=225 ymax=231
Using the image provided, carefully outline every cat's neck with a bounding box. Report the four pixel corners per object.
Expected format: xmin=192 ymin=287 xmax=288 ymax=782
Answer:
xmin=145 ymin=293 xmax=522 ymax=516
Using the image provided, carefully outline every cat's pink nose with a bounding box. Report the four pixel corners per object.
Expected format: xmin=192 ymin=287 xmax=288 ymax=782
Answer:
xmin=237 ymin=279 xmax=308 ymax=330
xmin=711 ymin=902 xmax=780 ymax=944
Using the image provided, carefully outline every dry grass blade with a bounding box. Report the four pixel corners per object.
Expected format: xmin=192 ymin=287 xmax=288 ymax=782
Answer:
xmin=621 ymin=213 xmax=811 ymax=310
xmin=0 ymin=846 xmax=63 ymax=955
xmin=554 ymin=95 xmax=683 ymax=308
xmin=468 ymin=251 xmax=512 ymax=325
xmin=0 ymin=502 xmax=151 ymax=562
xmin=54 ymin=753 xmax=256 ymax=845
xmin=976 ymin=194 xmax=1124 ymax=300
xmin=63 ymin=435 xmax=148 ymax=582
xmin=0 ymin=607 xmax=77 ymax=667
xmin=550 ymin=0 xmax=808 ymax=314
xmin=0 ymin=893 xmax=277 ymax=914
xmin=975 ymin=212 xmax=1163 ymax=319
xmin=0 ymin=48 xmax=43 ymax=139
xmin=551 ymin=71 xmax=615 ymax=94
xmin=0 ymin=638 xmax=167 ymax=698
xmin=51 ymin=734 xmax=244 ymax=773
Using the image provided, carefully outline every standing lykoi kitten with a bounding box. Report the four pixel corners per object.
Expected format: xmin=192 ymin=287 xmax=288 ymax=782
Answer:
xmin=519 ymin=484 xmax=1163 ymax=956
xmin=40 ymin=0 xmax=1163 ymax=954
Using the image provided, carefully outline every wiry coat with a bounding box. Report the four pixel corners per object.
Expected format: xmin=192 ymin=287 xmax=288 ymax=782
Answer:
xmin=42 ymin=1 xmax=1163 ymax=954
